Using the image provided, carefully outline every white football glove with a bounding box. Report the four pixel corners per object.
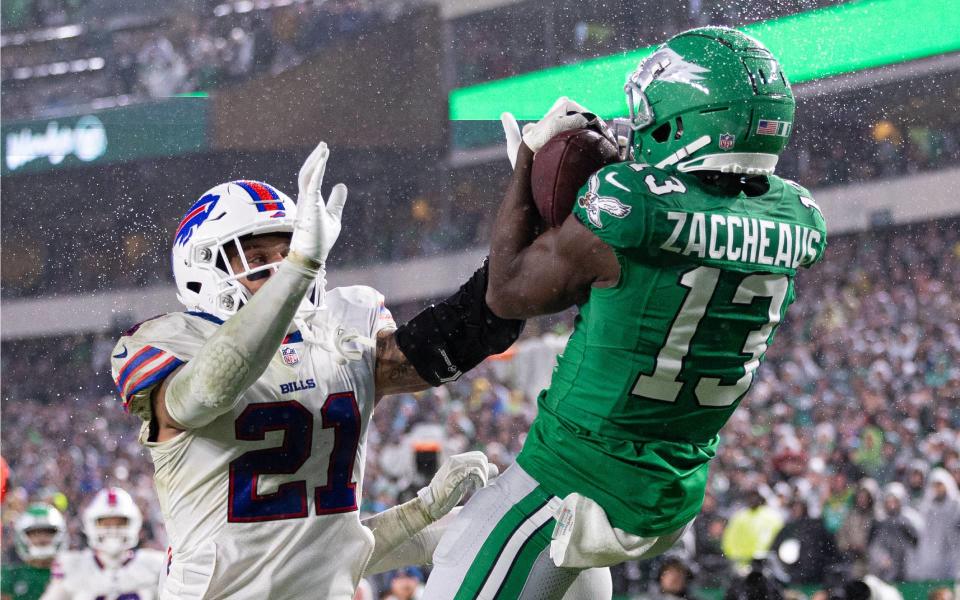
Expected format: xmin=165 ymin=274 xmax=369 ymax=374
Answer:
xmin=501 ymin=111 xmax=523 ymax=169
xmin=288 ymin=141 xmax=348 ymax=272
xmin=501 ymin=96 xmax=592 ymax=169
xmin=417 ymin=451 xmax=499 ymax=520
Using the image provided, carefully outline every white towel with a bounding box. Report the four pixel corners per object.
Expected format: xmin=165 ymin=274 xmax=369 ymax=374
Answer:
xmin=549 ymin=493 xmax=688 ymax=568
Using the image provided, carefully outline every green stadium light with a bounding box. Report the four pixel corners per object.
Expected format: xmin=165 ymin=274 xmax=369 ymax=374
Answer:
xmin=449 ymin=0 xmax=960 ymax=121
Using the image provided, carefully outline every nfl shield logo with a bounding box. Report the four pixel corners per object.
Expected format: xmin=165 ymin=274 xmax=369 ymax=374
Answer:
xmin=719 ymin=133 xmax=735 ymax=150
xmin=281 ymin=347 xmax=300 ymax=366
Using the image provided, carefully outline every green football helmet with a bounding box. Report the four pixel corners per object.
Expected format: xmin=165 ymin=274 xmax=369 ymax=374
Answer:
xmin=14 ymin=503 xmax=68 ymax=562
xmin=625 ymin=26 xmax=795 ymax=174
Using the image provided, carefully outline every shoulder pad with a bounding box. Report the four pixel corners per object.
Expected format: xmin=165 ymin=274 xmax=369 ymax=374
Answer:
xmin=778 ymin=176 xmax=827 ymax=230
xmin=781 ymin=177 xmax=813 ymax=199
xmin=326 ymin=285 xmax=383 ymax=311
xmin=324 ymin=286 xmax=396 ymax=338
xmin=111 ymin=312 xmax=216 ymax=418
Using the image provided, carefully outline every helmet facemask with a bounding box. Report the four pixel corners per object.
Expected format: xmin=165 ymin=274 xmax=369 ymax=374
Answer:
xmin=89 ymin=516 xmax=139 ymax=557
xmin=198 ymin=231 xmax=327 ymax=323
xmin=624 ymin=51 xmax=671 ymax=135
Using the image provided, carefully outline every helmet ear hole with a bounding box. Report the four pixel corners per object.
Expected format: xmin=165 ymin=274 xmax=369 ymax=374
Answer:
xmin=651 ymin=122 xmax=672 ymax=143
xmin=674 ymin=116 xmax=684 ymax=140
xmin=187 ymin=282 xmax=202 ymax=294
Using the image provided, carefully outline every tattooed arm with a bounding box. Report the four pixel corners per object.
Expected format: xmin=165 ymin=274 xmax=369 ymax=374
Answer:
xmin=374 ymin=330 xmax=431 ymax=401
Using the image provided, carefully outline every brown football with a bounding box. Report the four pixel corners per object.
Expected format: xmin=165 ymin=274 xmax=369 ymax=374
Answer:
xmin=531 ymin=128 xmax=620 ymax=227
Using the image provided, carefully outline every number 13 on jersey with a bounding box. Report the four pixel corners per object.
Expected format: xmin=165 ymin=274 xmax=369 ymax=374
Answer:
xmin=632 ymin=266 xmax=789 ymax=407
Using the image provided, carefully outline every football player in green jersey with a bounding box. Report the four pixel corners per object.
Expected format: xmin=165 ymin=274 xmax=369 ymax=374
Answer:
xmin=424 ymin=27 xmax=826 ymax=599
xmin=1 ymin=504 xmax=68 ymax=600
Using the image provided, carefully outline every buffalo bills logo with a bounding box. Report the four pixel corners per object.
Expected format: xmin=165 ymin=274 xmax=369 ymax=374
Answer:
xmin=175 ymin=193 xmax=221 ymax=247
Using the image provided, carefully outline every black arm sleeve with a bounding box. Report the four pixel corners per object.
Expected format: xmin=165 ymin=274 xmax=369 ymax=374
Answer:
xmin=395 ymin=259 xmax=525 ymax=386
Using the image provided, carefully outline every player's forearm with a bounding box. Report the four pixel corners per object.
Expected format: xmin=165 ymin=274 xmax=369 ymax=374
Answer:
xmin=165 ymin=257 xmax=315 ymax=428
xmin=374 ymin=331 xmax=431 ymax=398
xmin=361 ymin=497 xmax=433 ymax=571
xmin=362 ymin=509 xmax=458 ymax=575
xmin=487 ymin=144 xmax=542 ymax=315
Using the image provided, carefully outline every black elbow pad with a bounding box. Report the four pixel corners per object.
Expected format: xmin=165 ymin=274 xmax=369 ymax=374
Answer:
xmin=395 ymin=259 xmax=525 ymax=386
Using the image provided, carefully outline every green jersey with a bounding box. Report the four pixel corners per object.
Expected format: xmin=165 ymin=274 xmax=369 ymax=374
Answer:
xmin=517 ymin=161 xmax=826 ymax=536
xmin=1 ymin=563 xmax=51 ymax=600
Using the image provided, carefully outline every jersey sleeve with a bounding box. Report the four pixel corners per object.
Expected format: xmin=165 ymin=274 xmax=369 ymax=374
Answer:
xmin=572 ymin=162 xmax=651 ymax=251
xmin=110 ymin=313 xmax=216 ymax=422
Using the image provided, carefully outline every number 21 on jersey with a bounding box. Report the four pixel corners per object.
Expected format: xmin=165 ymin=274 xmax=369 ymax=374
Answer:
xmin=228 ymin=392 xmax=360 ymax=522
xmin=632 ymin=266 xmax=788 ymax=407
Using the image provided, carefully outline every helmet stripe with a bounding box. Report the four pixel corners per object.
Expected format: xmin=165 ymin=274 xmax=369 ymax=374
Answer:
xmin=235 ymin=180 xmax=284 ymax=212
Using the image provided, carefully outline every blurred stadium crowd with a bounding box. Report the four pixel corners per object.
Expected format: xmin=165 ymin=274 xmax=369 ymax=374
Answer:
xmin=2 ymin=0 xmax=392 ymax=119
xmin=3 ymin=217 xmax=959 ymax=596
xmin=3 ymin=0 xmax=847 ymax=119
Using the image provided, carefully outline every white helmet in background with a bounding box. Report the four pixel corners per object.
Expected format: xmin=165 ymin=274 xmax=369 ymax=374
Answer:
xmin=171 ymin=180 xmax=324 ymax=321
xmin=82 ymin=487 xmax=143 ymax=556
xmin=14 ymin=503 xmax=68 ymax=562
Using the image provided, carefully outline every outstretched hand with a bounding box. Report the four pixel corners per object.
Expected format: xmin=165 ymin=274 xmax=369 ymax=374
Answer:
xmin=289 ymin=141 xmax=348 ymax=272
xmin=501 ymin=97 xmax=593 ymax=169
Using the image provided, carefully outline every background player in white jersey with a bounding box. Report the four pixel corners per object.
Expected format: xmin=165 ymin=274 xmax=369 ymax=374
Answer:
xmin=41 ymin=487 xmax=165 ymax=600
xmin=109 ymin=141 xmax=523 ymax=599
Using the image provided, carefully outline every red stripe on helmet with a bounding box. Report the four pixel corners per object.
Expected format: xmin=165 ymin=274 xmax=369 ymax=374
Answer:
xmin=241 ymin=180 xmax=281 ymax=211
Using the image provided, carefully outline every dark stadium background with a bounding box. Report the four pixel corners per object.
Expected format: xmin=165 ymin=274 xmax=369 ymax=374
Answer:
xmin=1 ymin=1 xmax=958 ymax=599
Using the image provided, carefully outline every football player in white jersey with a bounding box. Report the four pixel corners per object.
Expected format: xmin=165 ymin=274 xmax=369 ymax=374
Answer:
xmin=41 ymin=487 xmax=165 ymax=600
xmin=109 ymin=142 xmax=523 ymax=599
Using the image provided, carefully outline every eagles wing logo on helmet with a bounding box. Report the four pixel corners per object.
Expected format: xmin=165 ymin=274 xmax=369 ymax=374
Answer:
xmin=174 ymin=193 xmax=221 ymax=247
xmin=649 ymin=48 xmax=711 ymax=94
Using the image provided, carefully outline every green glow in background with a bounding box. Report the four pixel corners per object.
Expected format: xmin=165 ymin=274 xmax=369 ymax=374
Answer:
xmin=449 ymin=0 xmax=960 ymax=121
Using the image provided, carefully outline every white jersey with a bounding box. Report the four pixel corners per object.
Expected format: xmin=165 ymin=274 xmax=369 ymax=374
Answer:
xmin=42 ymin=548 xmax=165 ymax=600
xmin=110 ymin=286 xmax=396 ymax=600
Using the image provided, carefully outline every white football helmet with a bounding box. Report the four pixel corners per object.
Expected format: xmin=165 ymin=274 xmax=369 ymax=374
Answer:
xmin=171 ymin=180 xmax=323 ymax=321
xmin=82 ymin=487 xmax=143 ymax=556
xmin=14 ymin=503 xmax=68 ymax=562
